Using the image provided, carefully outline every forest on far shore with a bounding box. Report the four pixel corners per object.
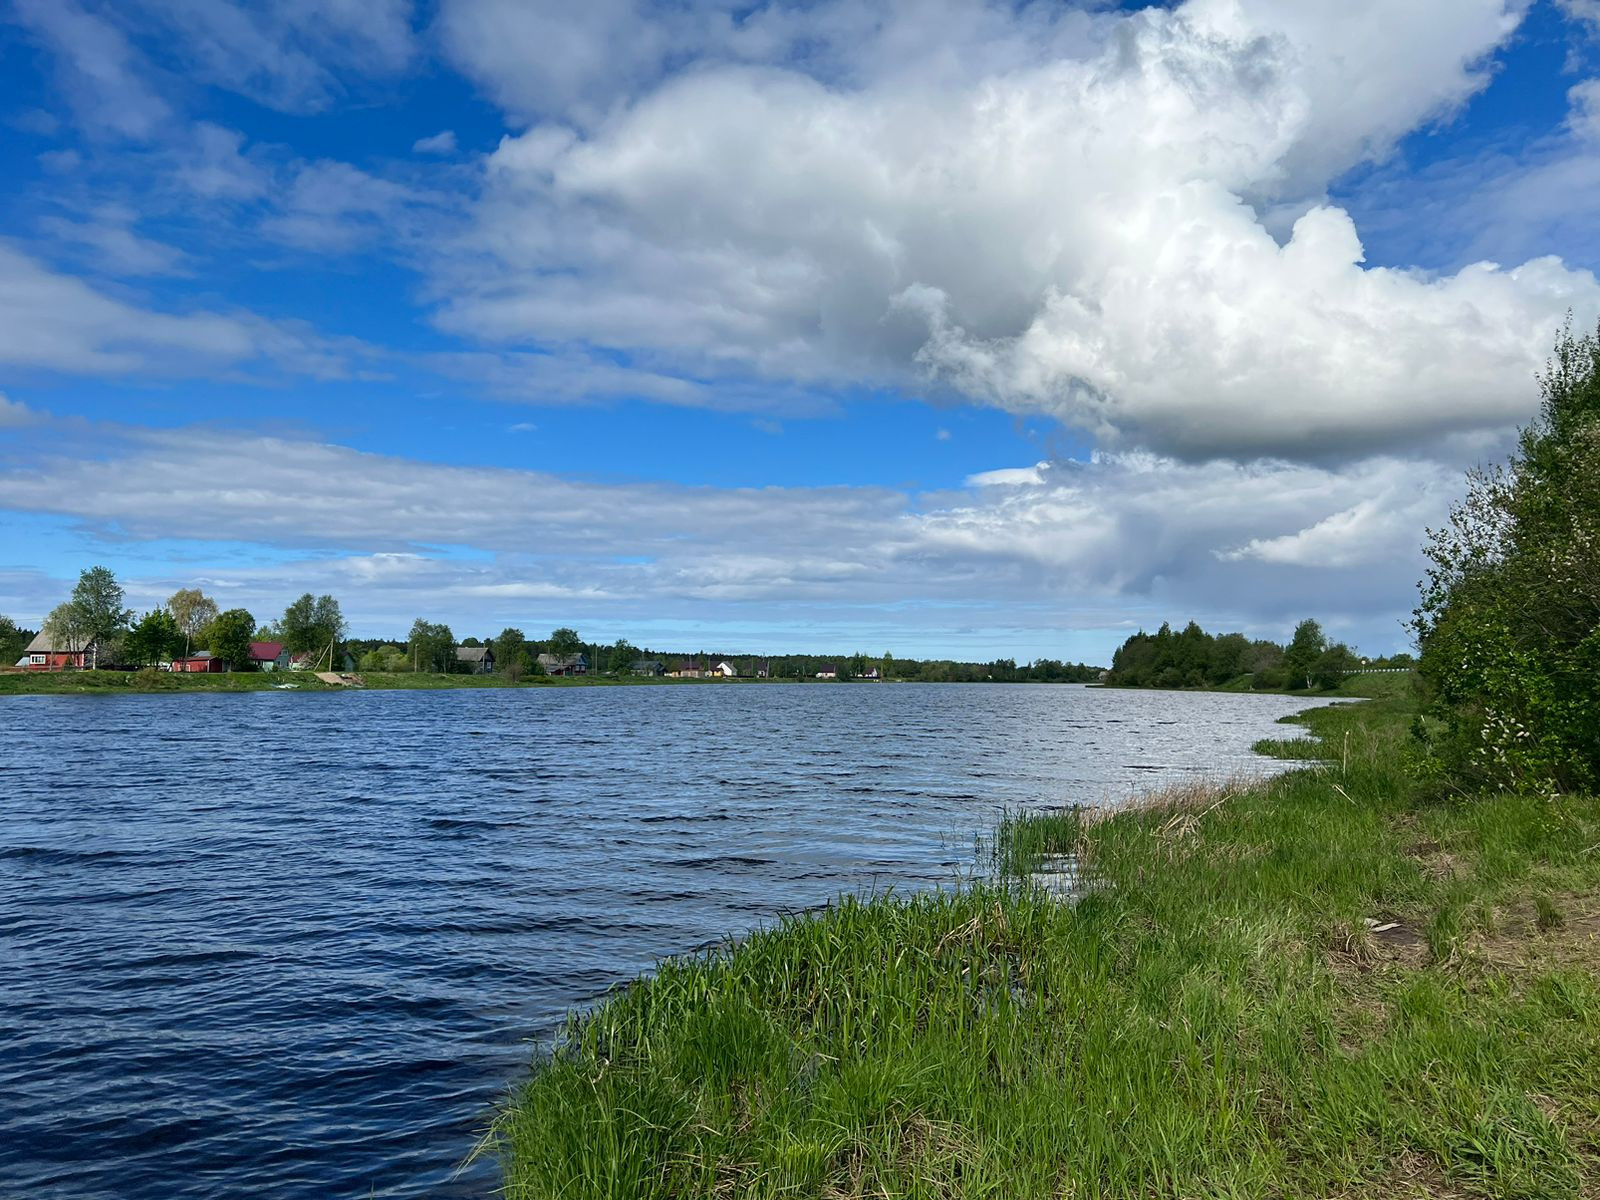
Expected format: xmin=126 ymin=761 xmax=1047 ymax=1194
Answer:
xmin=1104 ymin=618 xmax=1407 ymax=692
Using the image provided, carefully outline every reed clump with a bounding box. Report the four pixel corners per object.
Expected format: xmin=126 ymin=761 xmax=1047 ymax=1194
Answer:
xmin=490 ymin=689 xmax=1600 ymax=1199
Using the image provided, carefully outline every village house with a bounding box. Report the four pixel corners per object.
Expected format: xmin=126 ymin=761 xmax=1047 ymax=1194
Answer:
xmin=632 ymin=659 xmax=665 ymax=676
xmin=537 ymin=651 xmax=587 ymax=677
xmin=815 ymin=664 xmax=838 ymax=679
xmin=249 ymin=641 xmax=292 ymax=671
xmin=18 ymin=631 xmax=90 ymax=671
xmin=171 ymin=652 xmax=226 ymax=673
xmin=456 ymin=645 xmax=496 ymax=675
xmin=714 ymin=661 xmax=738 ymax=677
xmin=669 ymin=660 xmax=703 ymax=678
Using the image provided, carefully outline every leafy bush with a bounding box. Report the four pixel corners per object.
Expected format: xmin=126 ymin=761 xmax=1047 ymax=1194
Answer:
xmin=1412 ymin=319 xmax=1600 ymax=794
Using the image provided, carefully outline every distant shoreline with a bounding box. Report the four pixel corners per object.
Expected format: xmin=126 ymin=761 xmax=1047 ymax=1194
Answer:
xmin=0 ymin=670 xmax=1413 ymax=698
xmin=0 ymin=670 xmax=1101 ymax=696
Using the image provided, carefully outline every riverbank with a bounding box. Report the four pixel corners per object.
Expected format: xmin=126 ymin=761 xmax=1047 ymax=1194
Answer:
xmin=0 ymin=670 xmax=798 ymax=694
xmin=489 ymin=682 xmax=1600 ymax=1197
xmin=0 ymin=670 xmax=1403 ymax=698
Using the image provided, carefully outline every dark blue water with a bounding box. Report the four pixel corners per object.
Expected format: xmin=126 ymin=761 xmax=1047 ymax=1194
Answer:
xmin=0 ymin=683 xmax=1326 ymax=1198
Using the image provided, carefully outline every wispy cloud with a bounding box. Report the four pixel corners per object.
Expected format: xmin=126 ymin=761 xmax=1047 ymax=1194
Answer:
xmin=0 ymin=410 xmax=1457 ymax=650
xmin=413 ymin=130 xmax=458 ymax=155
xmin=0 ymin=242 xmax=375 ymax=378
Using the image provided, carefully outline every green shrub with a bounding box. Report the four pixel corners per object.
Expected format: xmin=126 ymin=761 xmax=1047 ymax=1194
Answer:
xmin=1413 ymin=319 xmax=1600 ymax=794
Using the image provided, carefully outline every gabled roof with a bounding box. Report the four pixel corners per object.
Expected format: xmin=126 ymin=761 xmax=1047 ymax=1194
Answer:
xmin=249 ymin=641 xmax=285 ymax=661
xmin=456 ymin=645 xmax=493 ymax=662
xmin=24 ymin=631 xmax=89 ymax=654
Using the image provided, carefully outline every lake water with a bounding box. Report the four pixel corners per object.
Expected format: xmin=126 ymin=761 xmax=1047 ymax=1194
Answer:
xmin=0 ymin=683 xmax=1329 ymax=1199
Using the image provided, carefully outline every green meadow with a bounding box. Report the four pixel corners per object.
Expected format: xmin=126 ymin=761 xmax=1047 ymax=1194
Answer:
xmin=488 ymin=680 xmax=1600 ymax=1198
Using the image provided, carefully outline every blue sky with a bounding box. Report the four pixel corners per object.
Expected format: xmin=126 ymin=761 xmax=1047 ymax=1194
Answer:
xmin=2 ymin=0 xmax=1599 ymax=661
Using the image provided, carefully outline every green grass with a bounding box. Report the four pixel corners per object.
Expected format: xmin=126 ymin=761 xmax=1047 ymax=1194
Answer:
xmin=0 ymin=668 xmax=342 ymax=693
xmin=488 ymin=690 xmax=1600 ymax=1198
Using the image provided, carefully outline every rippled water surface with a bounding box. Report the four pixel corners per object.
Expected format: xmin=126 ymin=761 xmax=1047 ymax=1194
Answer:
xmin=1 ymin=683 xmax=1330 ymax=1198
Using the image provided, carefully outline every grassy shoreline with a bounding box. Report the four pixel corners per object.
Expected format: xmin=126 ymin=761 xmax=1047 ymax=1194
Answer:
xmin=488 ymin=680 xmax=1600 ymax=1198
xmin=0 ymin=671 xmax=1409 ymax=699
xmin=0 ymin=670 xmax=839 ymax=695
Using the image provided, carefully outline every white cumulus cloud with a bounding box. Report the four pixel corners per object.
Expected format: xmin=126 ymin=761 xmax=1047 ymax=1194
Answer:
xmin=433 ymin=0 xmax=1593 ymax=461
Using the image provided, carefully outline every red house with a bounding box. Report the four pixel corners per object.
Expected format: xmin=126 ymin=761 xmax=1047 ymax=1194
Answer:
xmin=19 ymin=631 xmax=88 ymax=671
xmin=171 ymin=653 xmax=227 ymax=673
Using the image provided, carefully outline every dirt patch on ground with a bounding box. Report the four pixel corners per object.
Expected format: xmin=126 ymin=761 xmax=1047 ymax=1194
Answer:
xmin=1324 ymin=1151 xmax=1480 ymax=1198
xmin=1328 ymin=916 xmax=1430 ymax=975
xmin=1470 ymin=892 xmax=1600 ymax=974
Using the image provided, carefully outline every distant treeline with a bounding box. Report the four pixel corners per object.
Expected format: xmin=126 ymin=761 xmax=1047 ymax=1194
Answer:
xmin=348 ymin=633 xmax=1104 ymax=684
xmin=6 ymin=574 xmax=1106 ymax=685
xmin=1106 ymin=619 xmax=1409 ymax=692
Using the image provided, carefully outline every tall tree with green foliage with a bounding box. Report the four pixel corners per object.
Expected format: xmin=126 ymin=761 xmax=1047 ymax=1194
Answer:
xmin=547 ymin=627 xmax=583 ymax=660
xmin=608 ymin=639 xmax=640 ymax=674
xmin=494 ymin=628 xmax=531 ymax=676
xmin=124 ymin=609 xmax=183 ymax=666
xmin=1413 ymin=318 xmax=1600 ymax=793
xmin=167 ymin=588 xmax=219 ymax=660
xmin=408 ymin=619 xmax=456 ymax=673
xmin=280 ymin=593 xmax=347 ymax=666
xmin=207 ymin=608 xmax=256 ymax=671
xmin=68 ymin=566 xmax=132 ymax=667
xmin=1282 ymin=619 xmax=1327 ymax=690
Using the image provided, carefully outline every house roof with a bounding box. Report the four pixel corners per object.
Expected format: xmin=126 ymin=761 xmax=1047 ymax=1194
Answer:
xmin=249 ymin=641 xmax=285 ymax=661
xmin=633 ymin=659 xmax=663 ymax=669
xmin=23 ymin=630 xmax=98 ymax=654
xmin=537 ymin=652 xmax=583 ymax=669
xmin=456 ymin=645 xmax=493 ymax=662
